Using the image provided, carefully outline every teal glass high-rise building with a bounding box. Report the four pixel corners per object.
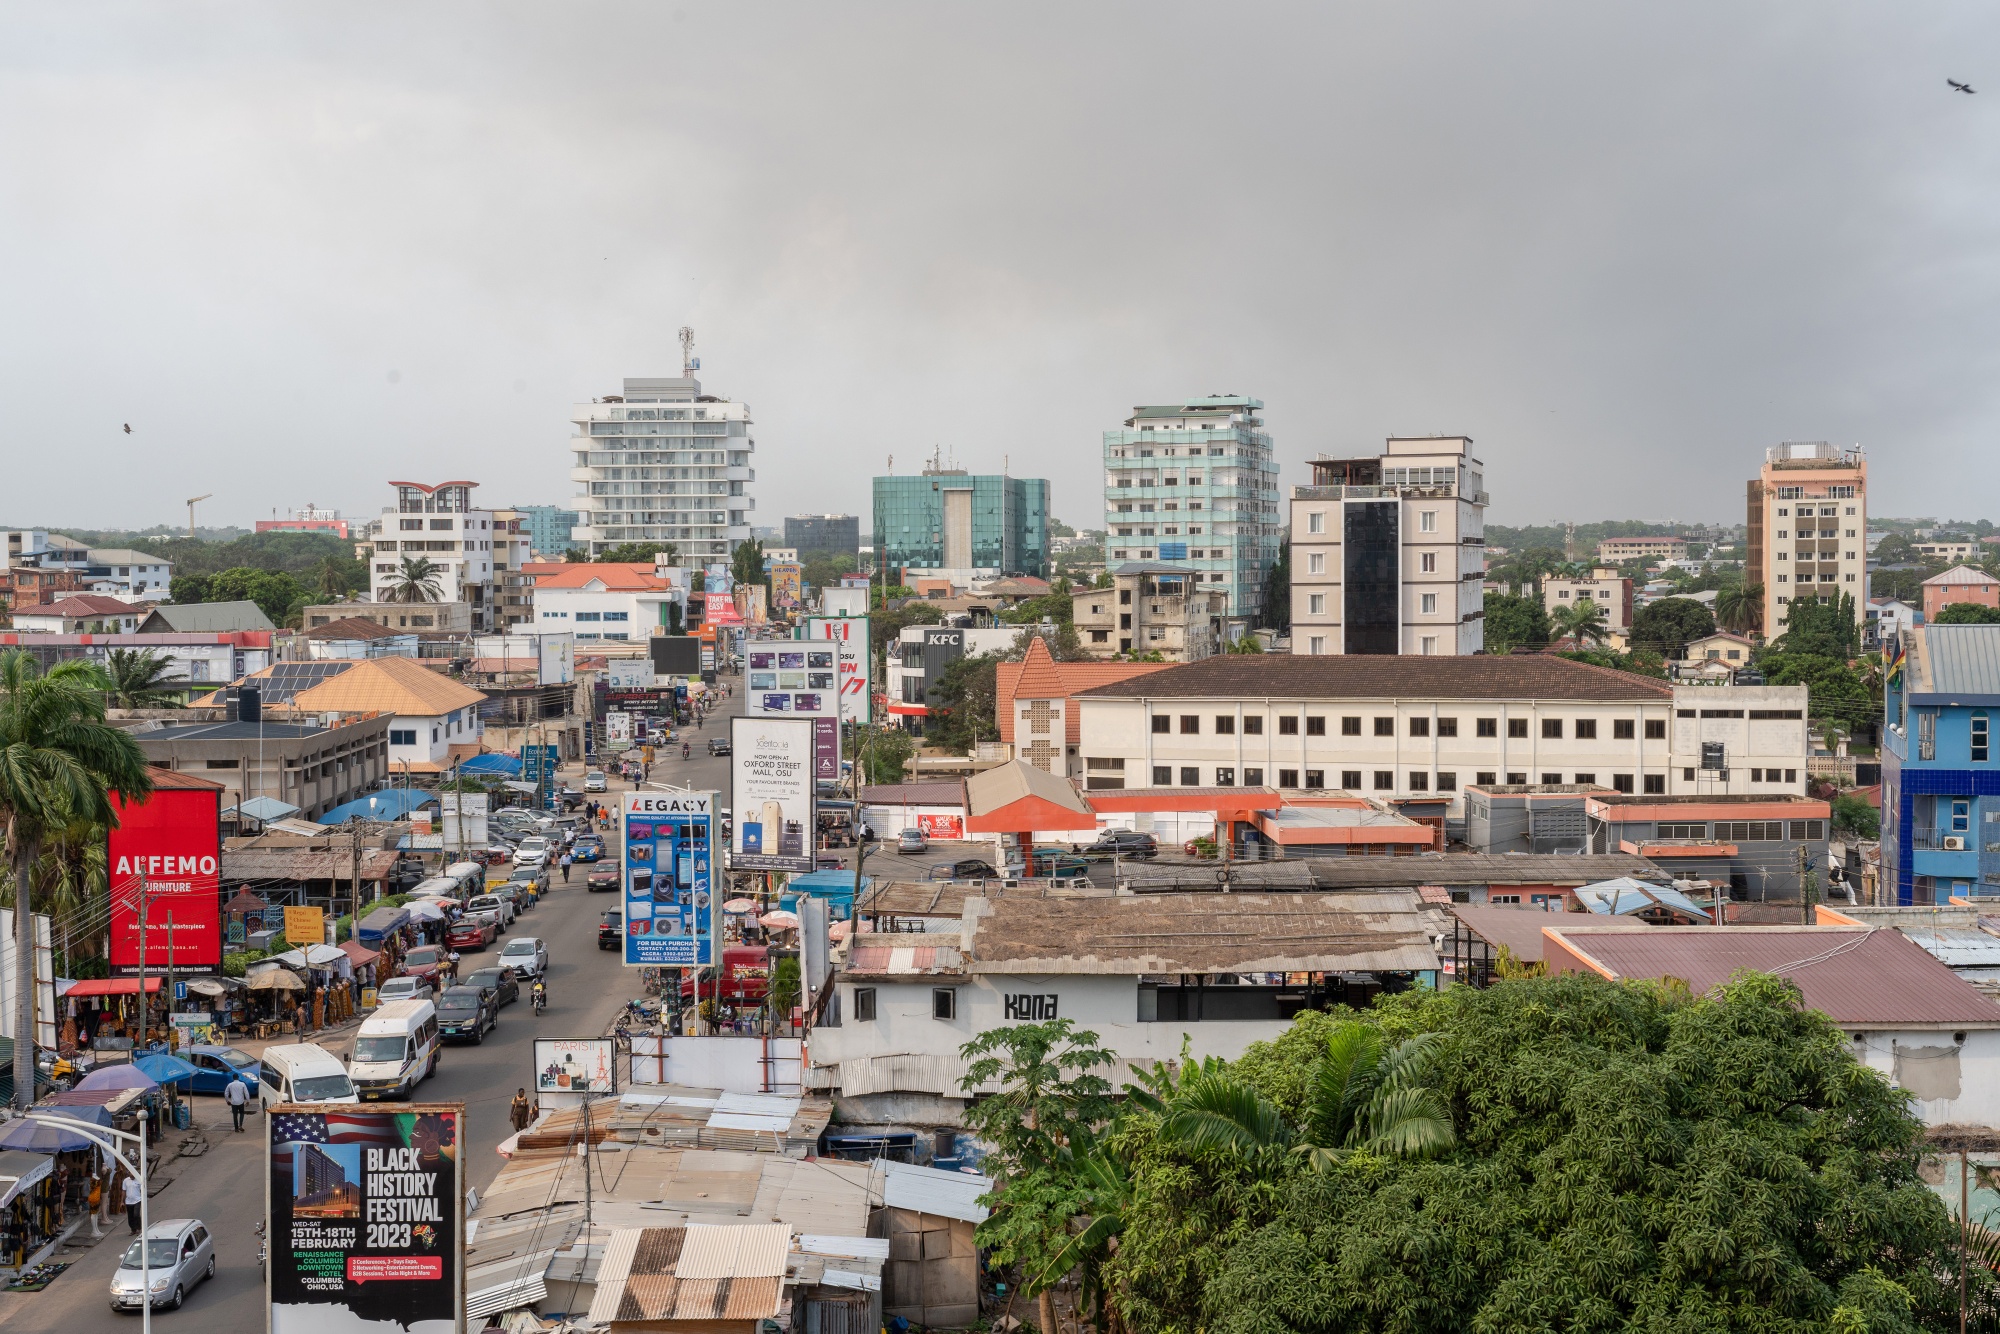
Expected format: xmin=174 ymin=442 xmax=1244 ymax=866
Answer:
xmin=872 ymin=468 xmax=1049 ymax=579
xmin=1102 ymin=395 xmax=1281 ymax=621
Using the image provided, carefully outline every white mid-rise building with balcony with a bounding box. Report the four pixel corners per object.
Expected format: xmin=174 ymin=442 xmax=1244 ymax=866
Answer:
xmin=1288 ymin=436 xmax=1489 ymax=656
xmin=569 ymin=374 xmax=755 ymax=563
xmin=1101 ymin=395 xmax=1282 ymax=623
xmin=365 ymin=481 xmax=497 ymax=631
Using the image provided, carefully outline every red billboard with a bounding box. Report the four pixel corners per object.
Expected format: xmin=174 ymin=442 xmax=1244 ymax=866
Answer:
xmin=108 ymin=776 xmax=224 ymax=971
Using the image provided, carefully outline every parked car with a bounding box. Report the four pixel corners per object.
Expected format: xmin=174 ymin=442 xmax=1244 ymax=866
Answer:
xmin=584 ymin=770 xmax=609 ymax=792
xmin=446 ymin=918 xmax=496 ymax=951
xmin=463 ymin=965 xmax=521 ymax=1007
xmin=896 ymin=827 xmax=929 ymax=855
xmin=572 ymin=835 xmax=605 ymax=863
xmin=707 ymin=737 xmax=731 ymax=756
xmin=1082 ymin=829 xmax=1159 ymax=859
xmin=495 ymin=885 xmax=534 ymax=918
xmin=514 ymin=836 xmax=552 ymax=867
xmin=466 ymin=894 xmax=516 ymax=931
xmin=498 ymin=935 xmax=549 ymax=979
xmin=399 ymin=944 xmax=454 ymax=989
xmin=599 ymin=911 xmax=623 ymax=950
xmin=110 ymin=1218 xmax=215 ymax=1312
xmin=435 ymin=985 xmax=498 ymax=1043
xmin=928 ymin=857 xmax=1001 ymax=882
xmin=587 ymin=864 xmax=620 ymax=893
xmin=1021 ymin=846 xmax=1090 ymax=878
xmin=375 ymin=975 xmax=432 ymax=1003
xmin=181 ymin=1044 xmax=260 ymax=1097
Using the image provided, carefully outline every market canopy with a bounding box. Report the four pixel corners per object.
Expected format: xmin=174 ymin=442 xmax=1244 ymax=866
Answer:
xmin=502 ymin=780 xmax=541 ymax=794
xmin=459 ymin=753 xmax=523 ymax=776
xmin=339 ymin=940 xmax=381 ymax=966
xmin=246 ymin=970 xmax=306 ymax=992
xmin=356 ymin=905 xmax=412 ymax=944
xmin=75 ymin=1064 xmax=159 ymax=1094
xmin=0 ymin=1151 xmax=53 ymax=1208
xmin=1 ymin=1112 xmax=109 ymax=1154
xmin=186 ymin=978 xmax=234 ymax=997
xmin=405 ymin=900 xmax=448 ymax=922
xmin=64 ymin=977 xmax=163 ymax=998
xmin=134 ymin=1052 xmax=200 ymax=1087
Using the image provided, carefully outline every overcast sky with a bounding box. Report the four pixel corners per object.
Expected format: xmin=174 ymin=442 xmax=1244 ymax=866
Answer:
xmin=4 ymin=3 xmax=1998 ymax=534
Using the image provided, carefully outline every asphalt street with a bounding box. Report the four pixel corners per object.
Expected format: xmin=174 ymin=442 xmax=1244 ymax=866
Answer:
xmin=0 ymin=692 xmax=747 ymax=1331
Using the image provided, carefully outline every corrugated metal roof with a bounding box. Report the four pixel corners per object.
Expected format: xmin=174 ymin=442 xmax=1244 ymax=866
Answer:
xmin=877 ymin=1160 xmax=993 ymax=1223
xmin=1574 ymin=877 xmax=1712 ymax=921
xmin=1919 ymin=624 xmax=2000 ymax=697
xmin=1901 ymin=927 xmax=2000 ymax=969
xmin=1549 ymin=926 xmax=2000 ymax=1028
xmin=845 ymin=944 xmax=966 ymax=976
xmin=676 ymin=1222 xmax=790 ymax=1279
xmin=1071 ymin=653 xmax=1675 ymax=702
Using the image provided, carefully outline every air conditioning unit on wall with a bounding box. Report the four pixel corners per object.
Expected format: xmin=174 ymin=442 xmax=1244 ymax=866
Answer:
xmin=1944 ymin=836 xmax=1968 ymax=851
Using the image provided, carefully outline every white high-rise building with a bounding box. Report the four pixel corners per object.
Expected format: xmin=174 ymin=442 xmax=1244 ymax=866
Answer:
xmin=1101 ymin=395 xmax=1282 ymax=623
xmin=367 ymin=480 xmax=497 ymax=630
xmin=569 ymin=372 xmax=755 ymax=562
xmin=1288 ymin=436 xmax=1489 ymax=656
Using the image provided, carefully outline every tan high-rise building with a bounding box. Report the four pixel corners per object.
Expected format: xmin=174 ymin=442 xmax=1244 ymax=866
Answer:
xmin=1746 ymin=442 xmax=1867 ymax=637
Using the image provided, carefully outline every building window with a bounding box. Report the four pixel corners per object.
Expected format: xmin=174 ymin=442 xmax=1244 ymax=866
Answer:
xmin=1420 ymin=551 xmax=1437 ymax=573
xmin=1408 ymin=772 xmax=1429 ymax=791
xmin=1612 ymin=774 xmax=1635 ymax=793
xmin=1507 ymin=772 xmax=1528 ymax=785
xmin=1420 ymin=593 xmax=1437 ymax=614
xmin=1307 ymin=553 xmax=1326 ymax=574
xmin=1340 ymin=769 xmax=1361 ymax=788
xmin=933 ymin=988 xmax=957 ymax=1021
xmin=1307 ymin=593 xmax=1326 ymax=615
xmin=1243 ymin=716 xmax=1263 ymax=736
xmin=1574 ymin=719 xmax=1597 ymax=740
xmin=1152 ymin=716 xmax=1170 ymax=734
xmin=1437 ymin=771 xmax=1457 ymax=791
xmin=1180 ymin=767 xmax=1201 ymax=785
xmin=389 ymin=730 xmax=416 ymax=745
xmin=1409 ymin=717 xmax=1430 ymax=738
xmin=1374 ymin=717 xmax=1395 ymax=737
xmin=1919 ymin=710 xmax=1936 ymax=761
xmin=1307 ymin=511 xmax=1325 ymax=534
xmin=1476 ymin=771 xmax=1496 ymax=785
xmin=853 ymin=988 xmax=877 ymax=1022
xmin=1508 ymin=718 xmax=1529 ymax=739
xmin=1214 ymin=716 xmax=1235 ymax=734
xmin=1682 ymin=767 xmax=1696 ymax=781
xmin=1573 ymin=772 xmax=1597 ymax=784
xmin=1645 ymin=719 xmax=1666 ymax=740
xmin=1373 ymin=770 xmax=1395 ymax=790
xmin=1613 ymin=719 xmax=1635 ymax=740
xmin=1308 ymin=635 xmax=1326 ymax=654
xmin=1216 ymin=767 xmax=1236 ymax=786
xmin=1244 ymin=767 xmax=1264 ymax=786
xmin=1476 ymin=718 xmax=1497 ymax=738
xmin=1278 ymin=768 xmax=1299 ymax=787
xmin=1976 ymin=713 xmax=1990 ymax=763
xmin=1180 ymin=715 xmax=1200 ymax=734
xmin=1307 ymin=717 xmax=1327 ymax=737
xmin=1419 ymin=510 xmax=1437 ymax=533
xmin=1420 ymin=636 xmax=1437 ymax=655
xmin=1279 ymin=716 xmax=1299 ymax=736
xmin=1305 ymin=770 xmax=1326 ymax=789
xmin=1541 ymin=719 xmax=1563 ymax=739
xmin=1153 ymin=766 xmax=1172 ymax=785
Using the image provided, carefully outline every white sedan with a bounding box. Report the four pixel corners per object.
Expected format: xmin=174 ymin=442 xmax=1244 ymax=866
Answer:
xmin=514 ymin=837 xmax=551 ymax=867
xmin=499 ymin=936 xmax=548 ymax=979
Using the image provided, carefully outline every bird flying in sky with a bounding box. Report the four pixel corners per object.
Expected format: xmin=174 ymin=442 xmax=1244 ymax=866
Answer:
xmin=122 ymin=423 xmax=132 ymax=432
xmin=1949 ymin=79 xmax=1976 ymax=94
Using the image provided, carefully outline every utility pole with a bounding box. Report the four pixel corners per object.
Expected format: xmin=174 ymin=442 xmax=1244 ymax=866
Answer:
xmin=135 ymin=877 xmax=149 ymax=1050
xmin=1798 ymin=844 xmax=1817 ymax=925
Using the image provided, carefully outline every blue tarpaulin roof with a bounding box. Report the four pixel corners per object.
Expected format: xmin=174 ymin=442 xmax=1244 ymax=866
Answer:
xmin=780 ymin=871 xmax=868 ymax=916
xmin=1574 ymin=877 xmax=1713 ymax=922
xmin=319 ymin=790 xmax=440 ymax=824
xmin=356 ymin=905 xmax=411 ymax=944
xmin=457 ymin=753 xmax=522 ymax=776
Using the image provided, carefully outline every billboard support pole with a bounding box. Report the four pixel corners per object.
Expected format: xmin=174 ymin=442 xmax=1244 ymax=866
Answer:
xmin=135 ymin=875 xmax=149 ymax=1051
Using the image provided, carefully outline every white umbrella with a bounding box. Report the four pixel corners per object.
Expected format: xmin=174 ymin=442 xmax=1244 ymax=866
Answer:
xmin=405 ymin=901 xmax=447 ymax=921
xmin=758 ymin=910 xmax=799 ymax=930
xmin=722 ymin=898 xmax=758 ymax=914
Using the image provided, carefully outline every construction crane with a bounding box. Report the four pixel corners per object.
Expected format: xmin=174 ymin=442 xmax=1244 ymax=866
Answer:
xmin=185 ymin=494 xmax=212 ymax=540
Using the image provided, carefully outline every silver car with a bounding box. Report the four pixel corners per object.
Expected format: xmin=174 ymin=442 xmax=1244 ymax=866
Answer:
xmin=110 ymin=1217 xmax=215 ymax=1312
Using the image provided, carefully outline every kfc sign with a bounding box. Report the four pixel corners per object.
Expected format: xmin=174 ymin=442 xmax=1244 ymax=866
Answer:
xmin=108 ymin=779 xmax=224 ymax=971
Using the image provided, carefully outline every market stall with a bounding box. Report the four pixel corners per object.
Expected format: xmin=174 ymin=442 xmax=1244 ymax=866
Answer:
xmin=0 ymin=1150 xmax=57 ymax=1271
xmin=61 ymin=976 xmax=165 ymax=1049
xmin=244 ymin=967 xmax=306 ymax=1036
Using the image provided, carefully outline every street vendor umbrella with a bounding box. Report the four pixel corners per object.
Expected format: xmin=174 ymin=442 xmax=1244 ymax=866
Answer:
xmin=134 ymin=1052 xmax=199 ymax=1087
xmin=722 ymin=899 xmax=758 ymax=914
xmin=0 ymin=1114 xmax=105 ymax=1153
xmin=246 ymin=969 xmax=306 ymax=992
xmin=829 ymin=920 xmax=852 ymax=941
xmin=405 ymin=901 xmax=448 ymax=921
xmin=758 ymin=910 xmax=800 ymax=930
xmin=75 ymin=1064 xmax=159 ymax=1094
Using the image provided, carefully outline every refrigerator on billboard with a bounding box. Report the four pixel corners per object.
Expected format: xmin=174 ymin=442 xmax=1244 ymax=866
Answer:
xmin=621 ymin=791 xmax=716 ymax=968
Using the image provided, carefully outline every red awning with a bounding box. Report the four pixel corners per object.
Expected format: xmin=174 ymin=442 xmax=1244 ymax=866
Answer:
xmin=339 ymin=940 xmax=381 ymax=965
xmin=65 ymin=977 xmax=163 ymax=997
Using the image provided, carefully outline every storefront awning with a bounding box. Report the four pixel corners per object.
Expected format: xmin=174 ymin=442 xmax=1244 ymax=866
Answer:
xmin=0 ymin=1150 xmax=54 ymax=1208
xmin=340 ymin=940 xmax=381 ymax=966
xmin=65 ymin=977 xmax=163 ymax=997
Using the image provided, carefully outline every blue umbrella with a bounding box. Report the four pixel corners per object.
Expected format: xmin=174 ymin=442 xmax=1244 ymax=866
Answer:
xmin=133 ymin=1052 xmax=199 ymax=1087
xmin=75 ymin=1064 xmax=159 ymax=1094
xmin=0 ymin=1112 xmax=106 ymax=1153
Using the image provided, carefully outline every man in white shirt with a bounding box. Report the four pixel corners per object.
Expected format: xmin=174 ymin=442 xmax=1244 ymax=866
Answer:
xmin=123 ymin=1172 xmax=145 ymax=1234
xmin=225 ymin=1076 xmax=249 ymax=1132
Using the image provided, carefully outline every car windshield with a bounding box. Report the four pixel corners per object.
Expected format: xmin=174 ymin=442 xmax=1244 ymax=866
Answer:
xmin=294 ymin=1074 xmax=355 ymax=1100
xmin=467 ymin=970 xmax=501 ymax=986
xmin=501 ymin=942 xmax=534 ymax=956
xmin=121 ymin=1239 xmax=183 ymax=1268
xmin=209 ymin=1047 xmax=255 ymax=1069
xmin=353 ymin=1037 xmax=408 ymax=1064
xmin=439 ymin=993 xmax=480 ymax=1013
xmin=520 ymin=839 xmax=548 ymax=850
xmin=405 ymin=948 xmax=440 ymax=965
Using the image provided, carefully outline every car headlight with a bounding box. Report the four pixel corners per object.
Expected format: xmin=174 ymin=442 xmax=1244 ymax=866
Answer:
xmin=151 ymin=1277 xmax=171 ymax=1290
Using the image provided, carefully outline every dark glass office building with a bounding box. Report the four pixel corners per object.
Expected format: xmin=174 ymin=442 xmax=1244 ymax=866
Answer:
xmin=783 ymin=514 xmax=861 ymax=559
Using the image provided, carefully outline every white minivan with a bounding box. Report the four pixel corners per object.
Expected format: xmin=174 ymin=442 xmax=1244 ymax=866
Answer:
xmin=259 ymin=1043 xmax=360 ymax=1108
xmin=348 ymin=999 xmax=441 ymax=1102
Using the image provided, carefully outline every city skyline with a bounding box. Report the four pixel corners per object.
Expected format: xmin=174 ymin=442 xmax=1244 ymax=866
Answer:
xmin=7 ymin=7 xmax=2000 ymax=530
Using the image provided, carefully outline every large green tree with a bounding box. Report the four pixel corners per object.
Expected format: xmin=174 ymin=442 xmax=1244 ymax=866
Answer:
xmin=0 ymin=653 xmax=153 ymax=1108
xmin=1935 ymin=601 xmax=2000 ymax=625
xmin=207 ymin=566 xmax=310 ymax=623
xmin=1481 ymin=593 xmax=1551 ymax=652
xmin=1629 ymin=595 xmax=1716 ymax=658
xmin=1107 ymin=974 xmax=1974 ymax=1334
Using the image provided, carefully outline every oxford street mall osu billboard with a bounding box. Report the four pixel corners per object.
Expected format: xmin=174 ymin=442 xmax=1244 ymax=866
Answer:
xmin=108 ymin=779 xmax=223 ymax=972
xmin=269 ymin=1104 xmax=464 ymax=1334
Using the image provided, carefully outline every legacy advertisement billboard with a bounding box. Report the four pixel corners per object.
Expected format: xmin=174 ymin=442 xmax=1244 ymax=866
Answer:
xmin=534 ymin=1038 xmax=618 ymax=1095
xmin=806 ymin=616 xmax=872 ymax=727
xmin=729 ymin=716 xmax=816 ymax=873
xmin=268 ymin=1103 xmax=464 ymax=1334
xmin=622 ymin=790 xmax=715 ymax=968
xmin=108 ymin=781 xmax=223 ymax=973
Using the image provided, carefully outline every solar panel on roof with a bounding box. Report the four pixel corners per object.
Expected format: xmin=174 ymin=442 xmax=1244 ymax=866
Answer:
xmin=253 ymin=661 xmax=355 ymax=702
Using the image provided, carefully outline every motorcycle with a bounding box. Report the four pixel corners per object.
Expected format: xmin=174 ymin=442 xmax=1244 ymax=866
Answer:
xmin=531 ymin=986 xmax=547 ymax=1017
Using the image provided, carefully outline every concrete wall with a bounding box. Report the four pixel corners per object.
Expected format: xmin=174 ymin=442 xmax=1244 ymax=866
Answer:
xmin=1849 ymin=1027 xmax=2000 ymax=1129
xmin=629 ymin=1035 xmax=805 ymax=1095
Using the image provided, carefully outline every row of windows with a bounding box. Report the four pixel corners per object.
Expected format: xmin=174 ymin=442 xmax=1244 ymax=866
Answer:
xmin=1655 ymin=818 xmax=1821 ymax=840
xmin=1151 ymin=713 xmax=1669 ymax=740
xmin=1147 ymin=765 xmax=1668 ymax=794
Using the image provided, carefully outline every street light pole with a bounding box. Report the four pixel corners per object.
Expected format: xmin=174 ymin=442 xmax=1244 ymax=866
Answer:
xmin=29 ymin=1113 xmax=150 ymax=1334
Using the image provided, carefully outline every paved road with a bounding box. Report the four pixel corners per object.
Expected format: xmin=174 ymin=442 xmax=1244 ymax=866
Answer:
xmin=0 ymin=687 xmax=746 ymax=1331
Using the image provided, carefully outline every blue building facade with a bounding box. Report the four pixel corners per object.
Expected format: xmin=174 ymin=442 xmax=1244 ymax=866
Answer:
xmin=1881 ymin=623 xmax=2000 ymax=904
xmin=513 ymin=505 xmax=581 ymax=558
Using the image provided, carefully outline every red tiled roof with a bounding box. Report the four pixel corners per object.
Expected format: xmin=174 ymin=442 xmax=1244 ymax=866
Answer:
xmin=1545 ymin=926 xmax=2000 ymax=1028
xmin=996 ymin=645 xmax=1177 ymax=745
xmin=532 ymin=563 xmax=670 ymax=591
xmin=30 ymin=595 xmax=141 ymax=618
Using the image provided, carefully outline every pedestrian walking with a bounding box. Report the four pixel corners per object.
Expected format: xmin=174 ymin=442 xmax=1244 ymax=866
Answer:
xmin=509 ymin=1088 xmax=535 ymax=1132
xmin=560 ymin=853 xmax=573 ymax=884
xmin=86 ymin=1174 xmax=103 ymax=1238
xmin=225 ymin=1075 xmax=249 ymax=1132
xmin=123 ymin=1171 xmax=144 ymax=1234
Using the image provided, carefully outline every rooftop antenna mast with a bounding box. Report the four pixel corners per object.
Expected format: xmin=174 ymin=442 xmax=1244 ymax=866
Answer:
xmin=678 ymin=326 xmax=697 ymax=377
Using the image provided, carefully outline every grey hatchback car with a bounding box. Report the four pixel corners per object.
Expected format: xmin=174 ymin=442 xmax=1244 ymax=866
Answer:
xmin=110 ymin=1217 xmax=215 ymax=1311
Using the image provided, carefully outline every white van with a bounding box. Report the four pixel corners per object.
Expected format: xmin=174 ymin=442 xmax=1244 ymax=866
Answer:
xmin=259 ymin=1043 xmax=360 ymax=1108
xmin=443 ymin=861 xmax=486 ymax=898
xmin=348 ymin=999 xmax=441 ymax=1102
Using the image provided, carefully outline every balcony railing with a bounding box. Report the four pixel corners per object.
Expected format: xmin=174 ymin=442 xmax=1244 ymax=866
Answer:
xmin=1291 ymin=483 xmax=1486 ymax=504
xmin=1909 ymin=826 xmax=1981 ymax=851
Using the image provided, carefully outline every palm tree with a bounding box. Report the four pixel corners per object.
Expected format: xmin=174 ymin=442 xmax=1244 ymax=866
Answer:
xmin=384 ymin=555 xmax=444 ymax=604
xmin=1717 ymin=583 xmax=1762 ymax=636
xmin=103 ymin=647 xmax=183 ymax=708
xmin=1160 ymin=1022 xmax=1455 ymax=1170
xmin=1551 ymin=596 xmax=1610 ymax=648
xmin=0 ymin=652 xmax=153 ymax=1108
xmin=313 ymin=555 xmax=353 ymax=600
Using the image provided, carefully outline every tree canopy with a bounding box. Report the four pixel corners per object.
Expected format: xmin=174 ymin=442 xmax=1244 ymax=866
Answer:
xmin=1936 ymin=601 xmax=2000 ymax=625
xmin=1629 ymin=596 xmax=1716 ymax=657
xmin=1481 ymin=593 xmax=1551 ymax=652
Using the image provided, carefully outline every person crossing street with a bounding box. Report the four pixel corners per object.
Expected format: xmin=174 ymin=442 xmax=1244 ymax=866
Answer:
xmin=225 ymin=1074 xmax=249 ymax=1131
